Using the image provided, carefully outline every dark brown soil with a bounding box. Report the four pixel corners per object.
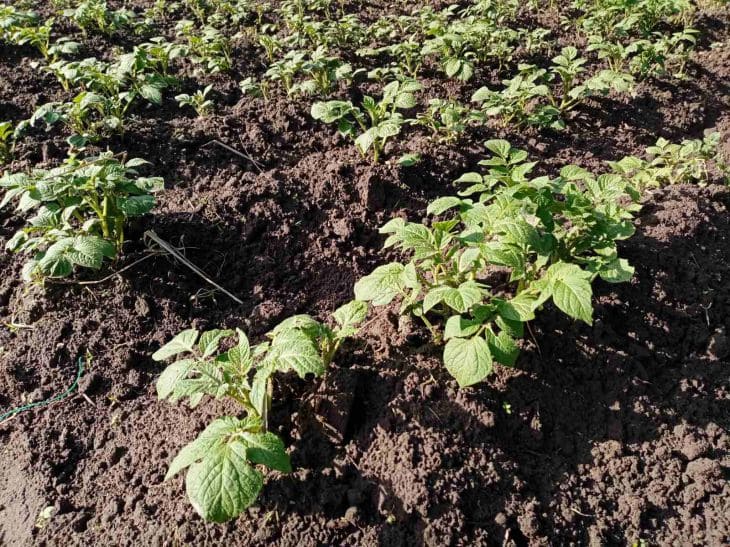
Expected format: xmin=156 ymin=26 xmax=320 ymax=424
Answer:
xmin=1 ymin=2 xmax=729 ymax=546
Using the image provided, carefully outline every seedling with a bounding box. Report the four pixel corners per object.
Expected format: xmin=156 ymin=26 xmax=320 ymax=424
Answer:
xmin=176 ymin=85 xmax=214 ymax=117
xmin=311 ymin=79 xmax=421 ymax=163
xmin=153 ymin=300 xmax=368 ymax=521
xmin=1 ymin=153 xmax=163 ymax=281
xmin=354 ymin=140 xmax=638 ymax=386
xmin=0 ymin=121 xmax=14 ymax=165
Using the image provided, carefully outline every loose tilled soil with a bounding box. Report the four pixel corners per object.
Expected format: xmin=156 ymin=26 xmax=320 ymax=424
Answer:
xmin=1 ymin=1 xmax=729 ymax=545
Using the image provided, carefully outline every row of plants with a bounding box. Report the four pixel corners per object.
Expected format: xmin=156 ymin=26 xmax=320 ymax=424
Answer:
xmin=1 ymin=0 xmax=728 ymax=528
xmin=0 ymin=0 xmax=711 ymax=166
xmin=152 ymin=133 xmax=727 ymax=521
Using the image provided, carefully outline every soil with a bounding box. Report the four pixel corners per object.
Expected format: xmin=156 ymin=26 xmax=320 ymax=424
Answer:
xmin=1 ymin=2 xmax=729 ymax=546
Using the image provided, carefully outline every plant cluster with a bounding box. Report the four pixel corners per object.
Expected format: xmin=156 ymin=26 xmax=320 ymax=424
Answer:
xmin=153 ymin=300 xmax=367 ymax=521
xmin=610 ymin=132 xmax=729 ymax=190
xmin=63 ymin=0 xmax=146 ymax=37
xmin=354 ymin=140 xmax=639 ymax=386
xmin=311 ymin=79 xmax=421 ymax=162
xmin=1 ymin=152 xmax=163 ymax=281
xmin=472 ymin=47 xmax=634 ymax=130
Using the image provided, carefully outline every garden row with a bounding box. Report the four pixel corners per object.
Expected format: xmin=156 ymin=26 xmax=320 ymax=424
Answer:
xmin=1 ymin=0 xmax=728 ymax=528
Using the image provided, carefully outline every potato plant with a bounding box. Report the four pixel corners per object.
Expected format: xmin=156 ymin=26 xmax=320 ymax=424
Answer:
xmin=1 ymin=153 xmax=163 ymax=281
xmin=311 ymin=79 xmax=421 ymax=162
xmin=153 ymin=300 xmax=368 ymax=521
xmin=354 ymin=140 xmax=639 ymax=386
xmin=0 ymin=121 xmax=14 ymax=165
xmin=176 ymin=84 xmax=214 ymax=116
xmin=609 ymin=133 xmax=729 ymax=190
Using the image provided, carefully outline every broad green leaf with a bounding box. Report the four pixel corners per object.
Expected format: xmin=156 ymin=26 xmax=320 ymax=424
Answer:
xmin=443 ymin=315 xmax=482 ymax=340
xmin=427 ymin=196 xmax=463 ymax=216
xmin=333 ymin=300 xmax=368 ymax=337
xmin=486 ymin=330 xmax=519 ymax=367
xmin=269 ymin=328 xmax=324 ymax=377
xmin=241 ymin=431 xmax=291 ymax=473
xmin=498 ymin=294 xmax=537 ymax=322
xmin=444 ymin=335 xmax=493 ymax=387
xmin=270 ymin=315 xmax=322 ymax=338
xmin=198 ymin=329 xmax=234 ymax=358
xmin=157 ymin=358 xmax=197 ymax=400
xmin=354 ymin=263 xmax=406 ymax=306
xmin=119 ymin=195 xmax=155 ymax=216
xmin=153 ymin=329 xmax=200 ymax=361
xmin=227 ymin=329 xmax=251 ymax=370
xmin=547 ymin=263 xmax=594 ymax=324
xmin=165 ymin=416 xmax=242 ymax=480
xmin=485 ymin=139 xmax=512 ymax=159
xmin=186 ymin=440 xmax=263 ymax=523
xmin=599 ymin=257 xmax=634 ymax=283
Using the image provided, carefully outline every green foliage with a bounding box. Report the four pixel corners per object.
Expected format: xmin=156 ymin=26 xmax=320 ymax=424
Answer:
xmin=176 ymin=84 xmax=214 ymax=116
xmin=0 ymin=121 xmax=14 ymax=165
xmin=153 ymin=300 xmax=367 ymax=521
xmin=265 ymin=46 xmax=357 ymax=96
xmin=311 ymin=79 xmax=421 ymax=163
xmin=28 ymin=51 xmax=174 ymax=140
xmin=472 ymin=48 xmax=634 ymax=129
xmin=64 ymin=0 xmax=145 ymax=36
xmin=0 ymin=153 xmax=163 ymax=281
xmin=412 ymin=99 xmax=482 ymax=143
xmin=609 ymin=133 xmax=729 ymax=189
xmin=354 ymin=140 xmax=639 ymax=386
xmin=176 ymin=20 xmax=234 ymax=74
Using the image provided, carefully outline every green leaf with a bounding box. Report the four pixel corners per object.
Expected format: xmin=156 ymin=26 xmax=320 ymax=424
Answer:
xmin=485 ymin=139 xmax=512 ymax=159
xmin=486 ymin=330 xmax=519 ymax=367
xmin=269 ymin=328 xmax=325 ymax=377
xmin=186 ymin=440 xmax=263 ymax=523
xmin=427 ymin=196 xmax=463 ymax=216
xmin=198 ymin=329 xmax=234 ymax=358
xmin=443 ymin=335 xmax=493 ymax=387
xmin=166 ymin=417 xmax=243 ymax=480
xmin=333 ymin=300 xmax=368 ymax=337
xmin=250 ymin=364 xmax=273 ymax=417
xmin=443 ymin=315 xmax=482 ymax=340
xmin=354 ymin=263 xmax=406 ymax=306
xmin=547 ymin=263 xmax=594 ymax=324
xmin=241 ymin=431 xmax=291 ymax=473
xmin=423 ymin=282 xmax=483 ymax=314
xmin=157 ymin=358 xmax=197 ymax=400
xmin=599 ymin=257 xmax=634 ymax=283
xmin=153 ymin=329 xmax=200 ymax=361
xmin=227 ymin=329 xmax=251 ymax=370
xmin=119 ymin=195 xmax=155 ymax=216
xmin=66 ymin=236 xmax=115 ymax=269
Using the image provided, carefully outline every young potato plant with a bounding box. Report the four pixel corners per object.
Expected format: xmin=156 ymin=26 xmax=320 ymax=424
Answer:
xmin=354 ymin=140 xmax=639 ymax=387
xmin=0 ymin=121 xmax=14 ymax=165
xmin=176 ymin=85 xmax=214 ymax=117
xmin=472 ymin=48 xmax=633 ymax=130
xmin=412 ymin=99 xmax=483 ymax=143
xmin=311 ymin=79 xmax=421 ymax=163
xmin=30 ymin=53 xmax=172 ymax=140
xmin=153 ymin=300 xmax=368 ymax=522
xmin=176 ymin=21 xmax=234 ymax=74
xmin=64 ymin=0 xmax=145 ymax=36
xmin=0 ymin=153 xmax=163 ymax=281
xmin=609 ymin=133 xmax=729 ymax=190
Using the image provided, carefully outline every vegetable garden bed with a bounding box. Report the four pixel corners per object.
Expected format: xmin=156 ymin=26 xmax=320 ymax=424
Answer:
xmin=0 ymin=0 xmax=728 ymax=545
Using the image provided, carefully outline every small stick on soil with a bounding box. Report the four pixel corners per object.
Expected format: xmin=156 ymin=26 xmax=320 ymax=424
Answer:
xmin=144 ymin=230 xmax=244 ymax=305
xmin=526 ymin=321 xmax=542 ymax=358
xmin=570 ymin=506 xmax=595 ymax=518
xmin=204 ymin=139 xmax=264 ymax=173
